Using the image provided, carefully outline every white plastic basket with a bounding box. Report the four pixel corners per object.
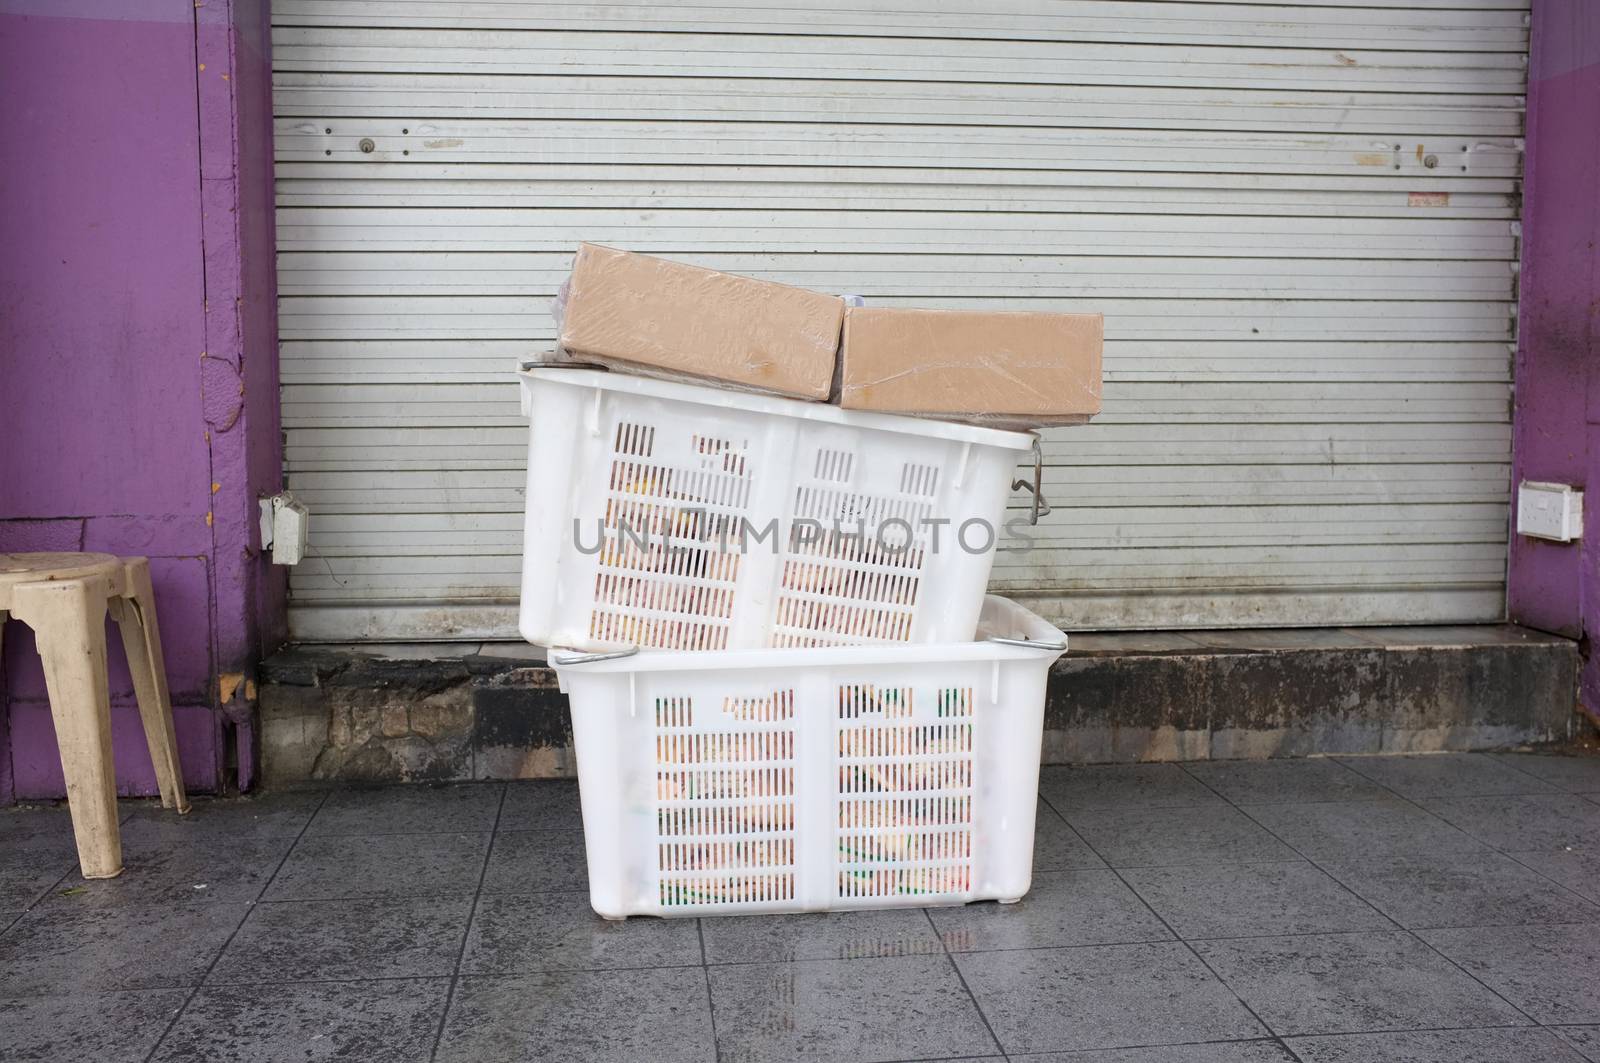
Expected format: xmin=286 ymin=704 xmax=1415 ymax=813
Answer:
xmin=518 ymin=367 xmax=1038 ymax=653
xmin=551 ymin=595 xmax=1066 ymax=918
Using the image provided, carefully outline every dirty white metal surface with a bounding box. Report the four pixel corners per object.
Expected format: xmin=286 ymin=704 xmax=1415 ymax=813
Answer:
xmin=1517 ymin=481 xmax=1584 ymax=543
xmin=271 ymin=0 xmax=1528 ymax=640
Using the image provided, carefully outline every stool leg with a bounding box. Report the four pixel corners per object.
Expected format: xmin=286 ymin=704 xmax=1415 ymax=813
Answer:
xmin=110 ymin=559 xmax=189 ymax=813
xmin=12 ymin=578 xmax=123 ymax=879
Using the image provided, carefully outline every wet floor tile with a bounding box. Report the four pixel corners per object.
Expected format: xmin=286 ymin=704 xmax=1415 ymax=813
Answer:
xmin=1016 ymin=1044 xmax=1296 ymax=1062
xmin=462 ymin=892 xmax=701 ymax=973
xmin=1285 ymin=1027 xmax=1586 ymax=1063
xmin=1420 ymin=922 xmax=1600 ymax=1024
xmin=709 ymin=954 xmax=996 ymax=1063
xmin=438 ymin=969 xmax=715 ymax=1063
xmin=0 ymin=840 xmax=76 ymax=912
xmin=1421 ymin=793 xmax=1600 ymax=852
xmin=1318 ymin=851 xmax=1597 ymax=929
xmin=0 ymin=900 xmax=248 ymax=994
xmin=1123 ymin=862 xmax=1391 ymax=940
xmin=700 ymin=907 xmax=942 ymax=965
xmin=1239 ymin=799 xmax=1487 ymax=862
xmin=306 ymin=784 xmax=503 ymax=836
xmin=50 ymin=826 xmax=295 ymax=907
xmin=1040 ymin=764 xmax=1222 ymax=812
xmin=499 ymin=780 xmax=584 ymax=831
xmin=1034 ymin=799 xmax=1109 ymax=871
xmin=152 ymin=979 xmax=451 ymax=1062
xmin=1559 ymin=1026 xmax=1600 ymax=1062
xmin=0 ymin=804 xmax=83 ymax=846
xmin=1489 ymin=753 xmax=1600 ymax=795
xmin=264 ymin=831 xmax=490 ymax=901
xmin=1065 ymin=804 xmax=1300 ymax=868
xmin=929 ymin=870 xmax=1172 ymax=952
xmin=1193 ymin=930 xmax=1529 ymax=1036
xmin=1182 ymin=759 xmax=1392 ymax=805
xmin=1335 ymin=754 xmax=1558 ymax=800
xmin=480 ymin=830 xmax=589 ymax=894
xmin=122 ymin=792 xmax=326 ymax=839
xmin=0 ymin=988 xmax=189 ymax=1062
xmin=955 ymin=942 xmax=1268 ymax=1054
xmin=1507 ymin=848 xmax=1600 ymax=904
xmin=208 ymin=896 xmax=472 ymax=984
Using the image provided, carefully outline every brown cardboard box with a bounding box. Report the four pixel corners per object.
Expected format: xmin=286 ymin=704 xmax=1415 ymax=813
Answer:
xmin=556 ymin=243 xmax=844 ymax=401
xmin=837 ymin=307 xmax=1103 ymax=427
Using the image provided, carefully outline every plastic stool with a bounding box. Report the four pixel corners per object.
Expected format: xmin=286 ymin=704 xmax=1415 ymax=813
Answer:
xmin=0 ymin=552 xmax=190 ymax=878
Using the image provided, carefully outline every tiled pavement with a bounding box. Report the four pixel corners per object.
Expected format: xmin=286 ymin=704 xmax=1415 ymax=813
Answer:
xmin=1 ymin=752 xmax=1598 ymax=1062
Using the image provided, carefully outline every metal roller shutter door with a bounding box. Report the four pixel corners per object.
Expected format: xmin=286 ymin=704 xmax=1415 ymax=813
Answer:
xmin=270 ymin=0 xmax=1528 ymax=641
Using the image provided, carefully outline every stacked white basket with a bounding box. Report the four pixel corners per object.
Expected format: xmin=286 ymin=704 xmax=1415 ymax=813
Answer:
xmin=519 ymin=365 xmax=1069 ymax=918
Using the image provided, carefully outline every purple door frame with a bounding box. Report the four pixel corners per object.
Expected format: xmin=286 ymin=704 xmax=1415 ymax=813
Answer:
xmin=1 ymin=1 xmax=1595 ymax=802
xmin=0 ymin=0 xmax=284 ymax=801
xmin=1508 ymin=0 xmax=1600 ymax=720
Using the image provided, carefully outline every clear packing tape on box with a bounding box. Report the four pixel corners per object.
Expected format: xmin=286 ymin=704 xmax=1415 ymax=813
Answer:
xmin=550 ymin=243 xmax=843 ymax=401
xmin=546 ymin=243 xmax=1103 ymax=429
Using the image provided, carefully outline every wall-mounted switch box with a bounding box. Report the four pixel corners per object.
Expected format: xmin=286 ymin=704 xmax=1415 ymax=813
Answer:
xmin=258 ymin=491 xmax=310 ymax=564
xmin=1517 ymin=481 xmax=1583 ymax=543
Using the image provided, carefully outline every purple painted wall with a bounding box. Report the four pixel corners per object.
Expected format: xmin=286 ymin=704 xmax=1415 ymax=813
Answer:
xmin=1509 ymin=0 xmax=1600 ymax=716
xmin=0 ymin=0 xmax=282 ymax=801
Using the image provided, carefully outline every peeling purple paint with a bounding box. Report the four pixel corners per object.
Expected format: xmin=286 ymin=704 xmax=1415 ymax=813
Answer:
xmin=0 ymin=0 xmax=282 ymax=801
xmin=1508 ymin=0 xmax=1600 ymax=718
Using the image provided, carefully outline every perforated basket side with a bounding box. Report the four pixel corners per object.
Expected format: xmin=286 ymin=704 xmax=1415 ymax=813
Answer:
xmin=834 ymin=681 xmax=976 ymax=903
xmin=521 ymin=370 xmax=1028 ymax=653
xmin=770 ymin=441 xmax=945 ymax=648
xmin=586 ymin=418 xmax=755 ymax=652
xmin=649 ymin=686 xmax=800 ymax=910
xmin=557 ymin=605 xmax=1062 ymax=918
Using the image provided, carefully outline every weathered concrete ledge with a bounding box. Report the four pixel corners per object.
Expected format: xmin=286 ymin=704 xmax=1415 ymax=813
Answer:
xmin=1048 ymin=626 xmax=1582 ymax=762
xmin=257 ymin=643 xmax=566 ymax=787
xmin=257 ymin=626 xmax=1586 ymax=787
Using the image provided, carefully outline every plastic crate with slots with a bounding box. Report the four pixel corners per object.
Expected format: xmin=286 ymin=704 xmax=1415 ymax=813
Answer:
xmin=550 ymin=595 xmax=1066 ymax=917
xmin=518 ymin=367 xmax=1036 ymax=653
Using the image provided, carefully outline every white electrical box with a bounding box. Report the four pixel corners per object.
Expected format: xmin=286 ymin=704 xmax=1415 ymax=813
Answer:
xmin=1517 ymin=481 xmax=1583 ymax=543
xmin=258 ymin=491 xmax=310 ymax=565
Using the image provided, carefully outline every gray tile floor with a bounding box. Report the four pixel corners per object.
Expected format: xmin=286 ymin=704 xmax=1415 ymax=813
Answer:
xmin=1 ymin=752 xmax=1598 ymax=1062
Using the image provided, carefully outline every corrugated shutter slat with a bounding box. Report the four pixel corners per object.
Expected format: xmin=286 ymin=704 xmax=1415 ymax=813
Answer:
xmin=270 ymin=0 xmax=1526 ymax=638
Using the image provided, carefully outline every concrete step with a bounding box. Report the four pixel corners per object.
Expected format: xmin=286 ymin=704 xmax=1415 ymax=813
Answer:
xmin=257 ymin=626 xmax=1585 ymax=787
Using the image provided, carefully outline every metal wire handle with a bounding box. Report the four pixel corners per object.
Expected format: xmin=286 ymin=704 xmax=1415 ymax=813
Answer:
xmin=547 ymin=646 xmax=641 ymax=666
xmin=1011 ymin=436 xmax=1052 ymax=525
xmin=985 ymin=634 xmax=1068 ymax=652
xmin=519 ymin=357 xmax=609 ymax=372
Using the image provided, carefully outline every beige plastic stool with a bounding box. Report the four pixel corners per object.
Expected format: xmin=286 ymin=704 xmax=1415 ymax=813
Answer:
xmin=0 ymin=552 xmax=190 ymax=878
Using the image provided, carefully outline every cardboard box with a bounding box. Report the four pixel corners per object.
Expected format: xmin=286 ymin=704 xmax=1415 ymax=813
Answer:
xmin=556 ymin=243 xmax=844 ymax=401
xmin=837 ymin=307 xmax=1103 ymax=428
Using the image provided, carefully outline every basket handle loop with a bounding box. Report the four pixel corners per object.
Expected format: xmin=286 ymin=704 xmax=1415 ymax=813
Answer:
xmin=518 ymin=358 xmax=611 ymax=372
xmin=548 ymin=646 xmax=641 ymax=666
xmin=1010 ymin=436 xmax=1051 ymax=525
xmin=984 ymin=634 xmax=1068 ymax=652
